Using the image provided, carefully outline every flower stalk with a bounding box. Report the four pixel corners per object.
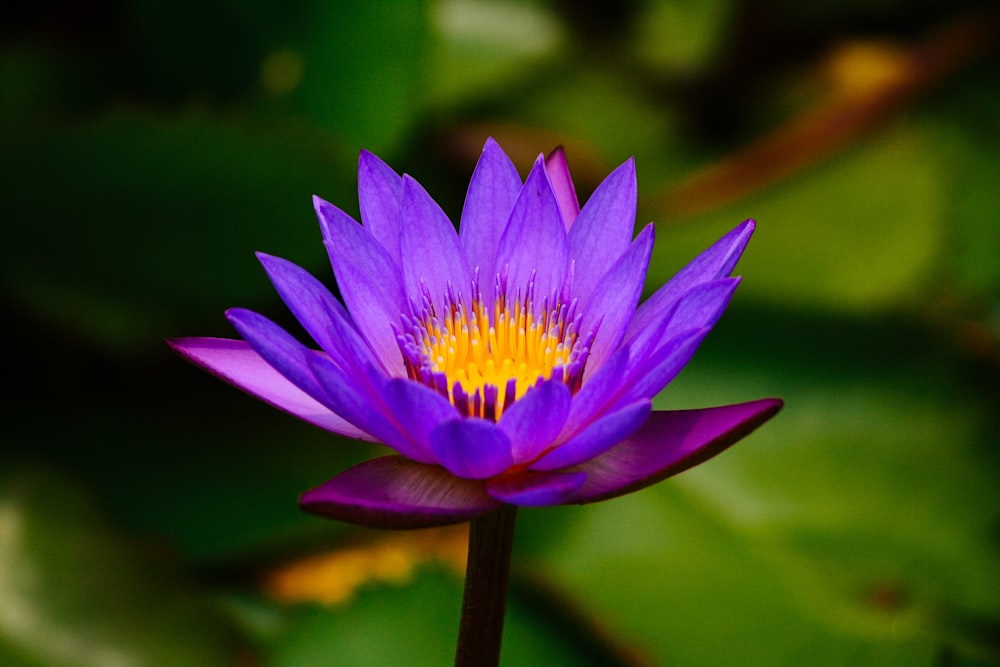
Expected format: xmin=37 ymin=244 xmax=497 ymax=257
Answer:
xmin=455 ymin=505 xmax=517 ymax=667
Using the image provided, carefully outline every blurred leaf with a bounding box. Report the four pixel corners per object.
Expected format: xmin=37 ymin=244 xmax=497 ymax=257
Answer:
xmin=0 ymin=468 xmax=239 ymax=667
xmin=511 ymin=67 xmax=685 ymax=183
xmin=648 ymin=124 xmax=946 ymax=312
xmin=0 ymin=108 xmax=352 ymax=351
xmin=919 ymin=72 xmax=1000 ymax=301
xmin=426 ymin=0 xmax=566 ymax=106
xmin=631 ymin=0 xmax=735 ymax=76
xmin=275 ymin=1 xmax=429 ymax=150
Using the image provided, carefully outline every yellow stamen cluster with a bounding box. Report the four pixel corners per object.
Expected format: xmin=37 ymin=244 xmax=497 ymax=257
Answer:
xmin=405 ymin=292 xmax=582 ymax=420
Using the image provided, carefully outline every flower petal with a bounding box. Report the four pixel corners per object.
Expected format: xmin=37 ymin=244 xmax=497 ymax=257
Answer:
xmin=497 ymin=380 xmax=572 ymax=463
xmin=486 ymin=470 xmax=586 ymax=506
xmin=566 ymin=157 xmax=637 ymax=303
xmin=625 ymin=219 xmax=754 ymax=345
xmin=315 ymin=196 xmax=406 ymax=374
xmin=560 ymin=345 xmax=631 ymax=438
xmin=166 ymin=337 xmax=370 ymax=440
xmin=629 ymin=277 xmax=740 ymax=368
xmin=580 ymin=223 xmax=654 ymax=375
xmin=225 ymin=307 xmax=333 ymax=407
xmin=305 ymin=354 xmax=429 ymax=463
xmin=400 ymin=175 xmax=472 ymax=305
xmin=256 ymin=252 xmax=380 ymax=375
xmin=544 ymin=146 xmax=579 ymax=229
xmin=561 ymin=399 xmax=784 ymax=504
xmin=611 ymin=327 xmax=712 ymax=409
xmin=495 ymin=155 xmax=568 ymax=303
xmin=358 ymin=149 xmax=404 ymax=263
xmin=429 ymin=418 xmax=513 ymax=480
xmin=530 ymin=399 xmax=652 ymax=471
xmin=379 ymin=378 xmax=459 ymax=463
xmin=299 ymin=455 xmax=500 ymax=529
xmin=459 ymin=138 xmax=522 ymax=301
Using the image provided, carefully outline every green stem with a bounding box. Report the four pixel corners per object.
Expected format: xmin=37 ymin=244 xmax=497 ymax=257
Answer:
xmin=454 ymin=505 xmax=518 ymax=667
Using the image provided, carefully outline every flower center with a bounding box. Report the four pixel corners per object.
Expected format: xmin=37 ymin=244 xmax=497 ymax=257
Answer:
xmin=397 ymin=284 xmax=591 ymax=421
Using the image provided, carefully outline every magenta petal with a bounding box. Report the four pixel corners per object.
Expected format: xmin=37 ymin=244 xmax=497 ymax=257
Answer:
xmin=429 ymin=418 xmax=513 ymax=480
xmin=566 ymin=156 xmax=637 ymax=304
xmin=580 ymin=224 xmax=654 ymax=375
xmin=400 ymin=175 xmax=472 ymax=305
xmin=358 ymin=150 xmax=404 ymax=263
xmin=495 ymin=155 xmax=568 ymax=302
xmin=544 ymin=146 xmax=580 ymax=229
xmin=530 ymin=399 xmax=652 ymax=471
xmin=562 ymin=399 xmax=784 ymax=504
xmin=459 ymin=138 xmax=522 ymax=301
xmin=315 ymin=196 xmax=406 ymax=375
xmin=167 ymin=338 xmax=370 ymax=440
xmin=497 ymin=380 xmax=572 ymax=463
xmin=486 ymin=470 xmax=587 ymax=506
xmin=300 ymin=456 xmax=500 ymax=529
xmin=626 ymin=219 xmax=754 ymax=345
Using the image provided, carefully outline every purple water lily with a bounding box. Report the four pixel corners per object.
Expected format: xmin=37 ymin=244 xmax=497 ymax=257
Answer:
xmin=169 ymin=138 xmax=781 ymax=529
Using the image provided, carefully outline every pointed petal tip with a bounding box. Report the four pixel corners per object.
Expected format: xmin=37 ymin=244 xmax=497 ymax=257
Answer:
xmin=563 ymin=397 xmax=784 ymax=505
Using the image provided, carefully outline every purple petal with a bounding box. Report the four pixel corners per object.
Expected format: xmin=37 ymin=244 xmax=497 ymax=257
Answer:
xmin=561 ymin=346 xmax=631 ymax=438
xmin=497 ymin=380 xmax=572 ymax=463
xmin=530 ymin=399 xmax=652 ymax=471
xmin=167 ymin=337 xmax=370 ymax=440
xmin=495 ymin=155 xmax=568 ymax=303
xmin=561 ymin=399 xmax=784 ymax=504
xmin=664 ymin=277 xmax=740 ymax=334
xmin=544 ymin=146 xmax=580 ymax=229
xmin=300 ymin=455 xmax=500 ymax=529
xmin=358 ymin=150 xmax=404 ymax=263
xmin=629 ymin=278 xmax=740 ymax=367
xmin=315 ymin=196 xmax=406 ymax=375
xmin=580 ymin=224 xmax=654 ymax=375
xmin=428 ymin=418 xmax=513 ymax=480
xmin=566 ymin=157 xmax=637 ymax=303
xmin=625 ymin=219 xmax=754 ymax=345
xmin=611 ymin=327 xmax=711 ymax=409
xmin=256 ymin=252 xmax=381 ymax=375
xmin=225 ymin=307 xmax=332 ymax=408
xmin=400 ymin=175 xmax=472 ymax=305
xmin=379 ymin=378 xmax=459 ymax=463
xmin=305 ymin=354 xmax=430 ymax=464
xmin=459 ymin=138 xmax=522 ymax=302
xmin=485 ymin=470 xmax=586 ymax=506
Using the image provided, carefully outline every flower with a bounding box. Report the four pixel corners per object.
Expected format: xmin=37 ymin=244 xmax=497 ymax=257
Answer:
xmin=168 ymin=139 xmax=781 ymax=529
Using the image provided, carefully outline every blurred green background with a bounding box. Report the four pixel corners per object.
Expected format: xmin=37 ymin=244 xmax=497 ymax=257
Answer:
xmin=2 ymin=0 xmax=999 ymax=665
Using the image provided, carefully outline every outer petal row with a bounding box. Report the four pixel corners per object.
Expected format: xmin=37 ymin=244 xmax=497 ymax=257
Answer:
xmin=297 ymin=399 xmax=783 ymax=527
